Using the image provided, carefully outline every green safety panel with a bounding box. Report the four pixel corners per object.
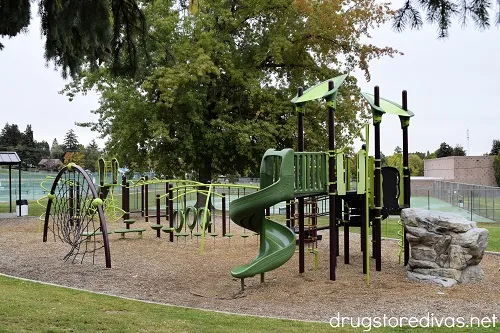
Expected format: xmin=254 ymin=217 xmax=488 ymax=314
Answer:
xmin=336 ymin=152 xmax=346 ymax=195
xmin=291 ymin=74 xmax=348 ymax=104
xmin=293 ymin=152 xmax=328 ymax=195
xmin=230 ymin=149 xmax=296 ymax=279
xmin=357 ymin=150 xmax=366 ymax=194
xmin=360 ymin=93 xmax=415 ymax=117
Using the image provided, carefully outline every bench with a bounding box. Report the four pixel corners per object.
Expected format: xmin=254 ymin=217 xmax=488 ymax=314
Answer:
xmin=114 ymin=228 xmax=146 ymax=239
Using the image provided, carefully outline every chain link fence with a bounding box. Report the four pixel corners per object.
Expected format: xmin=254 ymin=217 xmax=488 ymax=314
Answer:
xmin=412 ymin=180 xmax=500 ymax=222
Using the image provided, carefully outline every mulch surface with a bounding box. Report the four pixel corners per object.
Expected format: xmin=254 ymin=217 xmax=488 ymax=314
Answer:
xmin=0 ymin=215 xmax=499 ymax=322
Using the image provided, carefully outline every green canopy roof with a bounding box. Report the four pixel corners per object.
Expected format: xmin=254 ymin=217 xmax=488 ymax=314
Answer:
xmin=291 ymin=74 xmax=348 ymax=104
xmin=360 ymin=92 xmax=414 ymax=117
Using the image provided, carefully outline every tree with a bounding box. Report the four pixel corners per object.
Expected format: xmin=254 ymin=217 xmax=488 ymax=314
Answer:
xmin=21 ymin=124 xmax=34 ymax=147
xmin=0 ymin=123 xmax=22 ymax=150
xmin=67 ymin=0 xmax=399 ymax=182
xmin=62 ymin=129 xmax=79 ymax=152
xmin=392 ymin=0 xmax=498 ymax=38
xmin=490 ymin=140 xmax=500 ymax=155
xmin=0 ymin=0 xmax=148 ymax=78
xmin=17 ymin=124 xmax=37 ymax=168
xmin=35 ymin=140 xmax=50 ymax=160
xmin=84 ymin=140 xmax=101 ymax=172
xmin=412 ymin=151 xmax=426 ymax=160
xmin=408 ymin=154 xmax=424 ymax=176
xmin=435 ymin=142 xmax=454 ymax=158
xmin=63 ymin=151 xmax=85 ymax=166
xmin=50 ymin=138 xmax=64 ymax=160
xmin=453 ymin=144 xmax=466 ymax=156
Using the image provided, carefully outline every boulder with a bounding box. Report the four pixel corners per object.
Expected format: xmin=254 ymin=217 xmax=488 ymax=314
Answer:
xmin=402 ymin=208 xmax=488 ymax=286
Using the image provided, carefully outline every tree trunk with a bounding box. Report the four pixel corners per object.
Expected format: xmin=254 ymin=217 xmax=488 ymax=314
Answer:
xmin=195 ymin=158 xmax=213 ymax=209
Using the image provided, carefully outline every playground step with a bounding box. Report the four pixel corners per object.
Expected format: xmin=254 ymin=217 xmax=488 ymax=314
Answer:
xmin=150 ymin=224 xmax=163 ymax=230
xmin=114 ymin=228 xmax=146 ymax=238
xmin=123 ymin=219 xmax=136 ymax=225
xmin=161 ymin=227 xmax=175 ymax=233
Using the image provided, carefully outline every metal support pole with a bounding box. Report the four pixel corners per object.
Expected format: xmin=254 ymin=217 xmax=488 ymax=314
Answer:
xmin=155 ymin=194 xmax=161 ymax=237
xmin=9 ymin=166 xmax=12 ymax=213
xmin=327 ymin=80 xmax=337 ymax=281
xmin=297 ymin=86 xmax=306 ymax=274
xmin=401 ymin=90 xmax=410 ymax=266
xmin=222 ymin=193 xmax=227 ymax=236
xmin=373 ymin=86 xmax=382 ymax=272
xmin=169 ymin=184 xmax=174 ymax=242
xmin=144 ymin=176 xmax=149 ymax=222
xmin=286 ymin=200 xmax=291 ymax=228
xmin=344 ymin=200 xmax=350 ymax=264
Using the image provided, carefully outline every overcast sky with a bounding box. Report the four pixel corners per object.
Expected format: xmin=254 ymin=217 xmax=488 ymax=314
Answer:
xmin=1 ymin=4 xmax=499 ymax=156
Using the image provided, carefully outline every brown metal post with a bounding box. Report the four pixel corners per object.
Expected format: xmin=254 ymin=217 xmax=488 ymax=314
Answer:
xmin=344 ymin=200 xmax=350 ymax=264
xmin=401 ymin=90 xmax=411 ymax=266
xmin=141 ymin=178 xmax=145 ymax=217
xmin=69 ymin=185 xmax=74 ymax=225
xmin=156 ymin=194 xmax=161 ymax=238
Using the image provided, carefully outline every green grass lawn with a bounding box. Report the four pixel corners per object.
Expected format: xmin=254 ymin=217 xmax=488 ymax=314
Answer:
xmin=0 ymin=198 xmax=47 ymax=217
xmin=0 ymin=275 xmax=495 ymax=332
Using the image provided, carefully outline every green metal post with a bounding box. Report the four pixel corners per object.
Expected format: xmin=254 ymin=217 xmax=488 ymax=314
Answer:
xmin=327 ymin=80 xmax=337 ymax=281
xmin=296 ymin=86 xmax=305 ymax=274
xmin=373 ymin=86 xmax=382 ymax=272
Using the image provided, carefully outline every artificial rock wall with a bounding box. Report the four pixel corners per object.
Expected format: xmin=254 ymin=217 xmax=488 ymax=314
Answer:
xmin=402 ymin=208 xmax=488 ymax=287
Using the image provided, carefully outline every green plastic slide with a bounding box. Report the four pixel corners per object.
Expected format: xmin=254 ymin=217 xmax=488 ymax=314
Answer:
xmin=230 ymin=149 xmax=296 ymax=280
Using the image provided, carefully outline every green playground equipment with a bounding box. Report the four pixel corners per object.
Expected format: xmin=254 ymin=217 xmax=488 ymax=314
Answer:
xmin=97 ymin=157 xmax=125 ymax=222
xmin=230 ymin=149 xmax=296 ymax=289
xmin=231 ymin=74 xmax=415 ymax=287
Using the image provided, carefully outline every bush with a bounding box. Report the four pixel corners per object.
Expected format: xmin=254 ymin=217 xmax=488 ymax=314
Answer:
xmin=494 ymin=153 xmax=500 ymax=186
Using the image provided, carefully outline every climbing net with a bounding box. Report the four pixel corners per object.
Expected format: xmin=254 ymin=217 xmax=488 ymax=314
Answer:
xmin=43 ymin=163 xmax=111 ymax=268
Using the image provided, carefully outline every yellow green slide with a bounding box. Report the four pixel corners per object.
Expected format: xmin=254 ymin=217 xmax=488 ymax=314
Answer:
xmin=230 ymin=149 xmax=296 ymax=286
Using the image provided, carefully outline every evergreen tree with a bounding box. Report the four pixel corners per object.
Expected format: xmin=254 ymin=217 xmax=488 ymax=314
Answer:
xmin=0 ymin=0 xmax=148 ymax=78
xmin=490 ymin=139 xmax=500 ymax=156
xmin=0 ymin=123 xmax=22 ymax=149
xmin=21 ymin=124 xmax=35 ymax=147
xmin=62 ymin=129 xmax=79 ymax=152
xmin=392 ymin=0 xmax=497 ymax=38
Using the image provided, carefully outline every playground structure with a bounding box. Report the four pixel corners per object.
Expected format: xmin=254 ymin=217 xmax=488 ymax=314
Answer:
xmin=40 ymin=74 xmax=415 ymax=290
xmin=42 ymin=163 xmax=111 ymax=268
xmin=226 ymin=74 xmax=414 ymax=287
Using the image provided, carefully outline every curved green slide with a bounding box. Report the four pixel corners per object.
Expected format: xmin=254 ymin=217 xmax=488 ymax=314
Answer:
xmin=230 ymin=148 xmax=296 ymax=285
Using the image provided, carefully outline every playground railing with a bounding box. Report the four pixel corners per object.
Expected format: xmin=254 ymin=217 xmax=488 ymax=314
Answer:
xmin=294 ymin=152 xmax=328 ymax=195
